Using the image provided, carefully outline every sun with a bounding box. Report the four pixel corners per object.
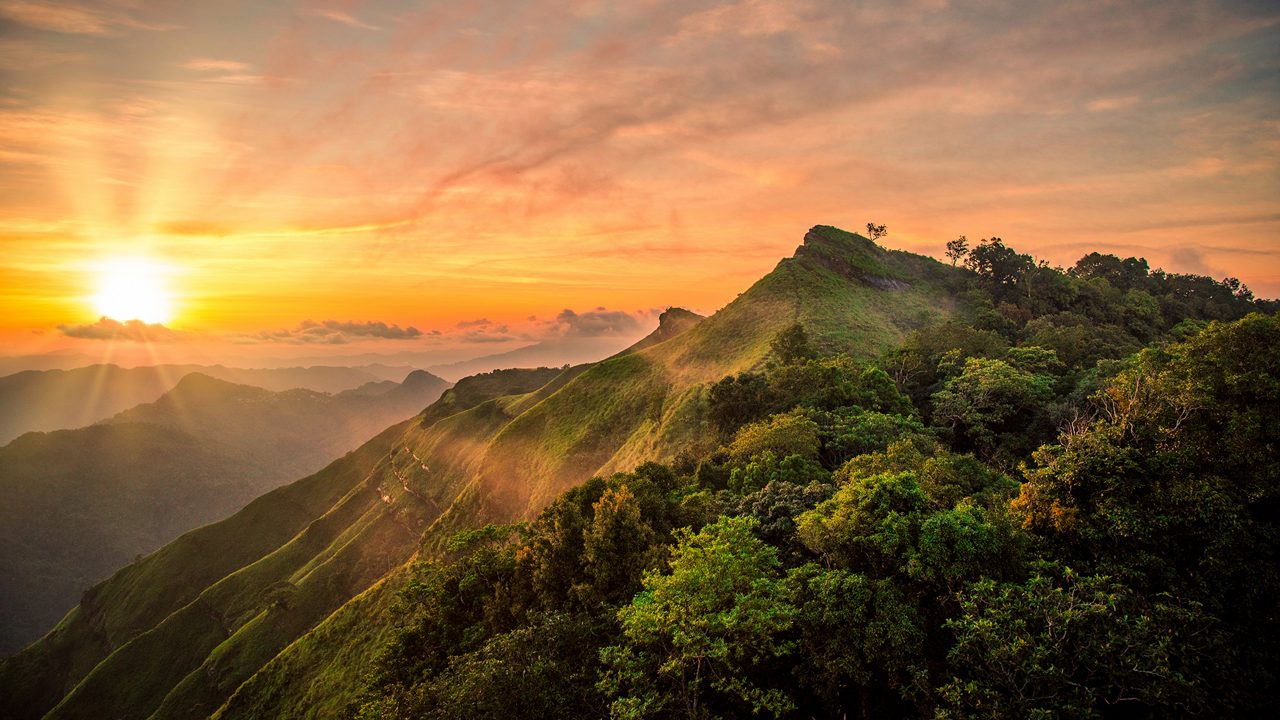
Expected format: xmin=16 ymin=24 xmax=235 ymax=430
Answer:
xmin=92 ymin=259 xmax=174 ymax=324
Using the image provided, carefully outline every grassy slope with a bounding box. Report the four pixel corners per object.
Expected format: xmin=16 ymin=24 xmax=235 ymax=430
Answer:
xmin=471 ymin=225 xmax=963 ymax=517
xmin=2 ymin=226 xmax=963 ymax=719
xmin=211 ymin=567 xmax=410 ymax=720
xmin=0 ymin=423 xmax=400 ymax=720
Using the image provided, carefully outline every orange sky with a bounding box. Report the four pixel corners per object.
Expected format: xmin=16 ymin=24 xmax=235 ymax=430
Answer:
xmin=1 ymin=0 xmax=1277 ymax=365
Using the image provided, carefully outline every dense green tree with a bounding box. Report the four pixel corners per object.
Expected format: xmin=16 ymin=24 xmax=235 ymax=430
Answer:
xmin=726 ymin=411 xmax=821 ymax=465
xmin=930 ymin=357 xmax=1054 ymax=463
xmin=731 ymin=481 xmax=834 ymax=565
xmin=371 ymin=614 xmax=611 ymax=720
xmin=727 ymin=451 xmax=827 ymax=495
xmin=708 ymin=373 xmax=776 ymax=433
xmin=786 ymin=564 xmax=925 ymax=717
xmin=599 ymin=517 xmax=796 ymax=719
xmin=939 ymin=563 xmax=1220 ymax=719
xmin=808 ymin=407 xmax=931 ymax=469
xmin=771 ymin=358 xmax=913 ymax=415
xmin=797 ymin=471 xmax=927 ymax=577
xmin=964 ymin=238 xmax=1034 ymax=299
xmin=1009 ymin=314 xmax=1280 ymax=714
xmin=770 ymin=323 xmax=815 ymax=365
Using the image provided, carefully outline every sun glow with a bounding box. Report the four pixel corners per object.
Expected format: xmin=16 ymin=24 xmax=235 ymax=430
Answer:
xmin=92 ymin=259 xmax=175 ymax=324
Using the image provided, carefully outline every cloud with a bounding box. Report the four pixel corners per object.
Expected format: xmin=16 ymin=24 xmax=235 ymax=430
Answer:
xmin=456 ymin=318 xmax=493 ymax=328
xmin=551 ymin=308 xmax=646 ymax=338
xmin=306 ymin=8 xmax=380 ymax=31
xmin=183 ymin=58 xmax=251 ymax=72
xmin=58 ymin=317 xmax=185 ymax=342
xmin=1167 ymin=247 xmax=1224 ymax=278
xmin=0 ymin=1 xmax=174 ymax=36
xmin=207 ymin=74 xmax=269 ymax=85
xmin=251 ymin=319 xmax=423 ymax=344
xmin=459 ymin=325 xmax=518 ymax=343
xmin=3 ymin=0 xmax=1280 ymax=310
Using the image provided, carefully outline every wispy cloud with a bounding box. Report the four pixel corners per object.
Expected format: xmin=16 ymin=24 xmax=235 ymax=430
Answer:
xmin=183 ymin=58 xmax=251 ymax=72
xmin=0 ymin=1 xmax=175 ymax=36
xmin=306 ymin=8 xmax=380 ymax=31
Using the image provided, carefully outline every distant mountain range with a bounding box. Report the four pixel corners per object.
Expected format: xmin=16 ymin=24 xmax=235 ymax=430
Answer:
xmin=0 ymin=369 xmax=448 ymax=654
xmin=426 ymin=334 xmax=653 ymax=381
xmin=0 ymin=363 xmax=417 ymax=445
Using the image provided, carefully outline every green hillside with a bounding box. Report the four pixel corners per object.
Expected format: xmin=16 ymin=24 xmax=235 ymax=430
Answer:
xmin=0 ymin=226 xmax=968 ymax=719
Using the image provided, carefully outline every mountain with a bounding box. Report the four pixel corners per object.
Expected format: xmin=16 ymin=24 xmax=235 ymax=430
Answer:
xmin=614 ymin=307 xmax=705 ymax=356
xmin=0 ymin=226 xmax=964 ymax=718
xmin=427 ymin=334 xmax=650 ymax=382
xmin=101 ymin=370 xmax=449 ymax=481
xmin=0 ymin=370 xmax=449 ymax=655
xmin=0 ymin=363 xmax=418 ymax=445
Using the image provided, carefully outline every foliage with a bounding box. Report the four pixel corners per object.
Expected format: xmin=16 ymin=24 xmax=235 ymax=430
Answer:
xmin=939 ymin=563 xmax=1220 ymax=719
xmin=769 ymin=323 xmax=815 ymax=365
xmin=726 ymin=411 xmax=821 ymax=465
xmin=727 ymin=452 xmax=828 ymax=495
xmin=599 ymin=517 xmax=796 ymax=719
xmin=707 ymin=373 xmax=776 ymax=433
xmin=930 ymin=357 xmax=1055 ymax=464
xmin=944 ymin=236 xmax=969 ymax=266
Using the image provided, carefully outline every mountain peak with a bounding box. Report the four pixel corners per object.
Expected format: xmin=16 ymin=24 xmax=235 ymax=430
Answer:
xmin=657 ymin=306 xmax=704 ymax=329
xmin=169 ymin=372 xmax=262 ymax=397
xmin=400 ymin=369 xmax=448 ymax=390
xmin=793 ymin=224 xmax=909 ymax=290
xmin=618 ymin=306 xmax=705 ymax=356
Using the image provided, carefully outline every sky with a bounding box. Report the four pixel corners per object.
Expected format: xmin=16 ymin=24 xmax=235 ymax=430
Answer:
xmin=1 ymin=0 xmax=1277 ymax=366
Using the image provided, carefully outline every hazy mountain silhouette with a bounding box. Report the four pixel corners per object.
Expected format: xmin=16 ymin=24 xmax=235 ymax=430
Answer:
xmin=0 ymin=370 xmax=448 ymax=654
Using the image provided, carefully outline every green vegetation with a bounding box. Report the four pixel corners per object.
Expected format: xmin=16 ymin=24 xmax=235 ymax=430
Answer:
xmin=3 ymin=226 xmax=1274 ymax=720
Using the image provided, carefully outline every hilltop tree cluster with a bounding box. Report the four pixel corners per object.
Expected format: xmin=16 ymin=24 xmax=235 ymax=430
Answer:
xmin=353 ymin=240 xmax=1277 ymax=719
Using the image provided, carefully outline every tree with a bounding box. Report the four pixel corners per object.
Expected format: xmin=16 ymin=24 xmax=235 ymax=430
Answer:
xmin=939 ymin=563 xmax=1217 ymax=719
xmin=708 ymin=373 xmax=776 ymax=433
xmin=963 ymin=238 xmax=1034 ymax=300
xmin=796 ymin=471 xmax=928 ymax=577
xmin=929 ymin=357 xmax=1054 ymax=463
xmin=770 ymin=323 xmax=814 ymax=364
xmin=944 ymin=236 xmax=968 ymax=266
xmin=866 ymin=223 xmax=888 ymax=242
xmin=786 ymin=564 xmax=924 ymax=716
xmin=727 ymin=411 xmax=821 ymax=465
xmin=599 ymin=517 xmax=796 ymax=719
